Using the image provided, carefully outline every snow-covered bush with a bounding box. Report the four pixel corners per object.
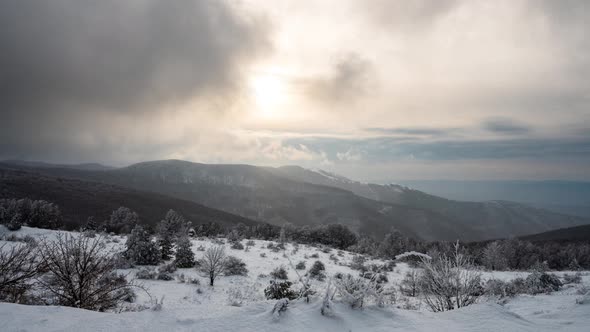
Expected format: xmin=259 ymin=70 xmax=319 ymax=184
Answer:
xmin=136 ymin=268 xmax=156 ymax=280
xmin=224 ymin=256 xmax=248 ymax=276
xmin=246 ymin=240 xmax=256 ymax=246
xmin=264 ymin=280 xmax=297 ymax=300
xmin=419 ymin=243 xmax=482 ymax=312
xmin=524 ymin=271 xmax=562 ymax=294
xmin=226 ymin=284 xmax=259 ymax=306
xmin=321 ymin=281 xmax=335 ymax=316
xmin=159 ymin=262 xmax=177 ymax=274
xmin=295 ymin=261 xmax=306 ymax=270
xmin=484 ymin=279 xmax=517 ymax=298
xmin=155 ymin=263 xmax=176 ymax=280
xmin=271 ymin=298 xmax=289 ymax=319
xmin=270 ymin=266 xmax=288 ymax=280
xmin=37 ymin=234 xmax=135 ymax=311
xmin=308 ymin=260 xmax=326 ymax=281
xmin=349 ymin=255 xmax=367 ymax=271
xmin=563 ymin=272 xmax=582 ymax=284
xmin=333 ymin=274 xmax=378 ymax=309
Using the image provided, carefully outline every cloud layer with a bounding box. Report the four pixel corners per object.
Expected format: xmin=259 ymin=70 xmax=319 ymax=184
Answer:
xmin=0 ymin=0 xmax=589 ymax=180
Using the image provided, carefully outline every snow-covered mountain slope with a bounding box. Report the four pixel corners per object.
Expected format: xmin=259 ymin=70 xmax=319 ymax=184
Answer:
xmin=1 ymin=227 xmax=589 ymax=332
xmin=272 ymin=166 xmax=590 ymax=241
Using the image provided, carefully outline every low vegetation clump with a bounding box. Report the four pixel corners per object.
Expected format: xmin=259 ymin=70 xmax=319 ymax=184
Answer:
xmin=264 ymin=280 xmax=297 ymax=300
xmin=295 ymin=261 xmax=306 ymax=270
xmin=270 ymin=266 xmax=288 ymax=280
xmin=224 ymin=256 xmax=248 ymax=276
xmin=308 ymin=261 xmax=326 ymax=281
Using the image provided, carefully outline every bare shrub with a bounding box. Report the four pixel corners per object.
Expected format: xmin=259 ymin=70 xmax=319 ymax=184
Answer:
xmin=0 ymin=243 xmax=39 ymax=302
xmin=37 ymin=234 xmax=136 ymax=311
xmin=333 ymin=273 xmax=384 ymax=309
xmin=419 ymin=243 xmax=482 ymax=312
xmin=400 ymin=270 xmax=420 ymax=297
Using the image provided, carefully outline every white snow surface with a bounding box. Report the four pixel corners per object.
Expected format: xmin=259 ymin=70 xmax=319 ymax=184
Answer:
xmin=1 ymin=227 xmax=590 ymax=332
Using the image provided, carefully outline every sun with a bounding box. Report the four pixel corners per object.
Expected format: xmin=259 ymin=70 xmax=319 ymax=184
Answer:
xmin=249 ymin=73 xmax=287 ymax=117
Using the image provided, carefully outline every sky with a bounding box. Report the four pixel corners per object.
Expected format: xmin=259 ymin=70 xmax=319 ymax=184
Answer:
xmin=1 ymin=0 xmax=589 ymax=181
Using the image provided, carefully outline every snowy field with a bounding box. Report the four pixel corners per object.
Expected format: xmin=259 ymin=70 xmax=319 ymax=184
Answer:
xmin=1 ymin=227 xmax=589 ymax=332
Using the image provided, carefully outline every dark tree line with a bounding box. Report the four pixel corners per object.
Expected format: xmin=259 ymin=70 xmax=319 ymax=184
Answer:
xmin=0 ymin=198 xmax=62 ymax=230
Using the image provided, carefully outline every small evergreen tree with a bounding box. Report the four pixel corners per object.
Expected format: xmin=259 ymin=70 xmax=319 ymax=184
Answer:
xmin=157 ymin=219 xmax=174 ymax=260
xmin=125 ymin=225 xmax=160 ymax=265
xmin=84 ymin=216 xmax=98 ymax=231
xmin=174 ymin=235 xmax=195 ymax=268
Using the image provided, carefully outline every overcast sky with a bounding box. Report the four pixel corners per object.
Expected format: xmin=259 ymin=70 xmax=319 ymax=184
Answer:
xmin=1 ymin=0 xmax=589 ymax=181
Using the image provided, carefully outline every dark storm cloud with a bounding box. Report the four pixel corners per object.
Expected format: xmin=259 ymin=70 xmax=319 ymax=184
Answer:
xmin=482 ymin=118 xmax=531 ymax=135
xmin=0 ymin=0 xmax=270 ymax=161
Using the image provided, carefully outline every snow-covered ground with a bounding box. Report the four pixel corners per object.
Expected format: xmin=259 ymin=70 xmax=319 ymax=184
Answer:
xmin=1 ymin=227 xmax=589 ymax=332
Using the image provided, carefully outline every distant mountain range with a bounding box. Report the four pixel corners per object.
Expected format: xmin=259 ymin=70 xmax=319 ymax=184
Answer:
xmin=393 ymin=180 xmax=590 ymax=218
xmin=1 ymin=159 xmax=588 ymax=241
xmin=518 ymin=224 xmax=590 ymax=242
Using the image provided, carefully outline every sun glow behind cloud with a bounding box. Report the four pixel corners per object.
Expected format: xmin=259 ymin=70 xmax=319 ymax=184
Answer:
xmin=248 ymin=72 xmax=289 ymax=118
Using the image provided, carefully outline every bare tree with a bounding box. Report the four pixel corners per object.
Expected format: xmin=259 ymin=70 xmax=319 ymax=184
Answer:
xmin=0 ymin=243 xmax=39 ymax=302
xmin=37 ymin=233 xmax=135 ymax=311
xmin=419 ymin=242 xmax=482 ymax=312
xmin=201 ymin=246 xmax=226 ymax=286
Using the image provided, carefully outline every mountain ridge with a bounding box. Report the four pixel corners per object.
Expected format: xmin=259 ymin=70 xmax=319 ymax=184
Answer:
xmin=1 ymin=159 xmax=588 ymax=241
